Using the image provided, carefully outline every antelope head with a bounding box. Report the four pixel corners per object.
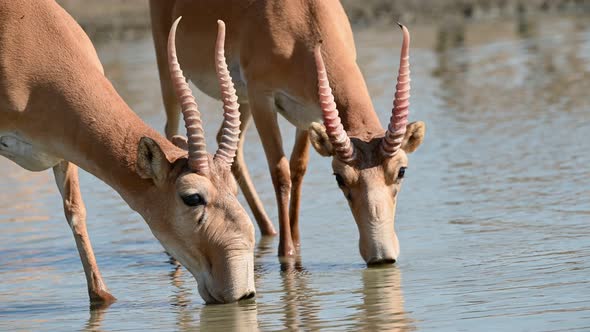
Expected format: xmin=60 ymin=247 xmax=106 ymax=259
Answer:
xmin=309 ymin=24 xmax=425 ymax=265
xmin=136 ymin=17 xmax=255 ymax=303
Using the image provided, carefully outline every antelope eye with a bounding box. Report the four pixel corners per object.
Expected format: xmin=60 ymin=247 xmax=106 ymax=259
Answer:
xmin=398 ymin=167 xmax=407 ymax=179
xmin=334 ymin=173 xmax=346 ymax=187
xmin=181 ymin=193 xmax=206 ymax=207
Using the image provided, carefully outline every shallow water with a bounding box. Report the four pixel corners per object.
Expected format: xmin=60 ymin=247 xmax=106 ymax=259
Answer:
xmin=1 ymin=15 xmax=590 ymax=331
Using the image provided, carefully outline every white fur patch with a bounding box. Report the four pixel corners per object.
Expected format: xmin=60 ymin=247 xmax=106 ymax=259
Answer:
xmin=274 ymin=91 xmax=322 ymax=129
xmin=0 ymin=133 xmax=61 ymax=171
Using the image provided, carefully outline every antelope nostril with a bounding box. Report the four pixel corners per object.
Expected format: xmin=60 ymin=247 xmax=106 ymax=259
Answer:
xmin=367 ymin=258 xmax=396 ymax=266
xmin=238 ymin=291 xmax=256 ymax=301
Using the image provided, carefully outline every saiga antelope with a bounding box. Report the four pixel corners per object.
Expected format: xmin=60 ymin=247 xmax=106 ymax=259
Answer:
xmin=150 ymin=0 xmax=426 ymax=264
xmin=0 ymin=1 xmax=255 ymax=304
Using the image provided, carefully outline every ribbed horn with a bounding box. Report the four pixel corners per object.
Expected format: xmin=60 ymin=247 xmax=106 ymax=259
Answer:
xmin=168 ymin=16 xmax=209 ymax=175
xmin=381 ymin=23 xmax=411 ymax=157
xmin=314 ymin=44 xmax=355 ymax=163
xmin=213 ymin=20 xmax=240 ymax=166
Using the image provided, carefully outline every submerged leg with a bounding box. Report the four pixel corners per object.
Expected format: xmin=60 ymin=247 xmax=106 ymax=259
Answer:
xmin=53 ymin=161 xmax=115 ymax=304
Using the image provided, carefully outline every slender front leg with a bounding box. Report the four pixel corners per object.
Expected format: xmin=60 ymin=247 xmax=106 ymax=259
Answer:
xmin=52 ymin=161 xmax=115 ymax=304
xmin=249 ymin=91 xmax=294 ymax=257
xmin=289 ymin=129 xmax=310 ymax=250
xmin=150 ymin=3 xmax=180 ymax=139
xmin=216 ymin=103 xmax=277 ymax=236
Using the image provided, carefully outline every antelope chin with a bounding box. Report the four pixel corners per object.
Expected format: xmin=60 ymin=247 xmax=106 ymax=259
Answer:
xmin=198 ymin=281 xmax=220 ymax=304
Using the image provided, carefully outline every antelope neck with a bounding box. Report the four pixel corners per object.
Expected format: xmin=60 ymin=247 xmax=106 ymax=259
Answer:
xmin=40 ymin=71 xmax=183 ymax=220
xmin=329 ymin=59 xmax=384 ymax=141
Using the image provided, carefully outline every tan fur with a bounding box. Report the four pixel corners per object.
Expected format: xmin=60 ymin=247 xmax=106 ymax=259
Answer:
xmin=312 ymin=122 xmax=425 ymax=263
xmin=0 ymin=0 xmax=255 ymax=304
xmin=150 ymin=0 xmax=426 ymax=262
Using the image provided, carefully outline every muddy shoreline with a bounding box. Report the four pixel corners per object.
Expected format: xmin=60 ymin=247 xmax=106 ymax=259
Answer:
xmin=56 ymin=0 xmax=590 ymax=40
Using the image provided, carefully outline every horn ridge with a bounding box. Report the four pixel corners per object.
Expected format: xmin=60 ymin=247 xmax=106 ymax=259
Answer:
xmin=382 ymin=24 xmax=411 ymax=157
xmin=314 ymin=45 xmax=355 ymax=163
xmin=214 ymin=19 xmax=241 ymax=166
xmin=168 ymin=16 xmax=209 ymax=175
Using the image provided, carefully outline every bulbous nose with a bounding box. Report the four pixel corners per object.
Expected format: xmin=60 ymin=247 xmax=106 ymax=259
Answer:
xmin=238 ymin=291 xmax=256 ymax=301
xmin=359 ymin=230 xmax=400 ymax=266
xmin=217 ymin=253 xmax=256 ymax=303
xmin=366 ymin=257 xmax=397 ymax=266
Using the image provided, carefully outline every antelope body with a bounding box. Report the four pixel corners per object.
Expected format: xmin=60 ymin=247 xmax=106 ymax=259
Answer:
xmin=0 ymin=0 xmax=254 ymax=304
xmin=150 ymin=0 xmax=426 ymax=263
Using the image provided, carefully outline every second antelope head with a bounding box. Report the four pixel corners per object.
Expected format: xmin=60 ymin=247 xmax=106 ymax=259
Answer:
xmin=137 ymin=17 xmax=255 ymax=303
xmin=309 ymin=25 xmax=426 ymax=265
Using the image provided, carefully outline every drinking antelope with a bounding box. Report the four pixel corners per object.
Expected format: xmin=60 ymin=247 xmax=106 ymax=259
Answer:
xmin=150 ymin=0 xmax=426 ymax=264
xmin=0 ymin=1 xmax=254 ymax=304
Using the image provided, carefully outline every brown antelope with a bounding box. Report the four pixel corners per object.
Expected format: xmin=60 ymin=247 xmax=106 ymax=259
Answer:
xmin=150 ymin=0 xmax=426 ymax=264
xmin=0 ymin=1 xmax=255 ymax=304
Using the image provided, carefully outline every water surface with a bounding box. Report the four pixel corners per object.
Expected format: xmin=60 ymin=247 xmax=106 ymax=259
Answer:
xmin=1 ymin=15 xmax=589 ymax=331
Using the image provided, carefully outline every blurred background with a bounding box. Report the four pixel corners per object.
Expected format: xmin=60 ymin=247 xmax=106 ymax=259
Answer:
xmin=56 ymin=0 xmax=590 ymax=38
xmin=1 ymin=1 xmax=589 ymax=331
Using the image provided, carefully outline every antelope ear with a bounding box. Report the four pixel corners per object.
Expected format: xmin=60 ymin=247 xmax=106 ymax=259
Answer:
xmin=401 ymin=121 xmax=426 ymax=154
xmin=136 ymin=137 xmax=171 ymax=185
xmin=171 ymin=135 xmax=188 ymax=150
xmin=309 ymin=122 xmax=334 ymax=157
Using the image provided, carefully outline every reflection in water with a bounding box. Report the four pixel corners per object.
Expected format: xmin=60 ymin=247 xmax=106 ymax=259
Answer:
xmin=169 ymin=264 xmax=200 ymax=332
xmin=279 ymin=260 xmax=321 ymax=331
xmin=168 ymin=260 xmax=260 ymax=332
xmin=84 ymin=305 xmax=108 ymax=332
xmin=199 ymin=303 xmax=259 ymax=332
xmin=353 ymin=267 xmax=414 ymax=331
xmin=433 ymin=19 xmax=468 ymax=121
